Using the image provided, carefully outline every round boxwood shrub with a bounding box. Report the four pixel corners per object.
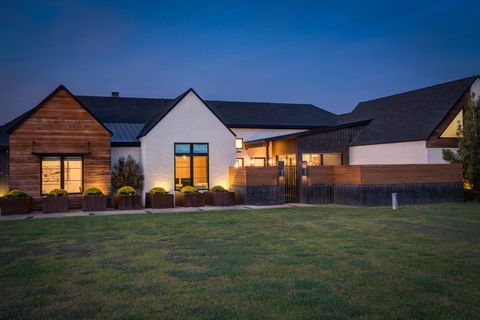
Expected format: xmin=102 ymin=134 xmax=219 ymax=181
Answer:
xmin=210 ymin=185 xmax=227 ymax=192
xmin=149 ymin=187 xmax=168 ymax=194
xmin=4 ymin=189 xmax=29 ymax=199
xmin=180 ymin=186 xmax=197 ymax=193
xmin=83 ymin=187 xmax=104 ymax=196
xmin=48 ymin=189 xmax=68 ymax=197
xmin=117 ymin=186 xmax=136 ymax=196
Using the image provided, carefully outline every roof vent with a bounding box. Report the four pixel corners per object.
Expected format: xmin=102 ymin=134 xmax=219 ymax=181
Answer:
xmin=111 ymin=91 xmax=119 ymax=97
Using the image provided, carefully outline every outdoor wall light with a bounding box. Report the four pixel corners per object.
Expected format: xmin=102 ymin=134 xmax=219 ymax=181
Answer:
xmin=277 ymin=160 xmax=285 ymax=177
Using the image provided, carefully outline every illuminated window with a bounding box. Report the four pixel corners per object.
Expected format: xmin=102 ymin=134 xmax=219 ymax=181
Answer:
xmin=440 ymin=109 xmax=463 ymax=138
xmin=174 ymin=143 xmax=209 ymax=190
xmin=301 ymin=153 xmax=342 ymax=166
xmin=251 ymin=157 xmax=265 ymax=166
xmin=235 ymin=158 xmax=244 ymax=167
xmin=235 ymin=138 xmax=243 ymax=149
xmin=41 ymin=156 xmax=83 ymax=194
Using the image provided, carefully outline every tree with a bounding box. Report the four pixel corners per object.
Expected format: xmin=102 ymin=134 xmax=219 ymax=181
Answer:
xmin=443 ymin=95 xmax=480 ymax=199
xmin=112 ymin=155 xmax=144 ymax=191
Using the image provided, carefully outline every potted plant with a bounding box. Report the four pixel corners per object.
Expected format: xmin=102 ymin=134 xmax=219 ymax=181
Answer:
xmin=43 ymin=188 xmax=69 ymax=213
xmin=175 ymin=186 xmax=205 ymax=207
xmin=82 ymin=187 xmax=107 ymax=211
xmin=205 ymin=185 xmax=235 ymax=206
xmin=1 ymin=189 xmax=33 ymax=215
xmin=146 ymin=187 xmax=174 ymax=209
xmin=115 ymin=186 xmax=141 ymax=210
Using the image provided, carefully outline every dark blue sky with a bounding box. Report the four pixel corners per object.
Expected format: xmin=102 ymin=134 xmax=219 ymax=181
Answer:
xmin=1 ymin=0 xmax=479 ymax=123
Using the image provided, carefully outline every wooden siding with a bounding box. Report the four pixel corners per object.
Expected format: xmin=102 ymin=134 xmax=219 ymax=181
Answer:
xmin=229 ymin=166 xmax=278 ymax=186
xmin=304 ymin=164 xmax=462 ymax=185
xmin=298 ymin=125 xmax=367 ymax=165
xmin=426 ymin=89 xmax=469 ymax=148
xmin=9 ymin=88 xmax=111 ymax=196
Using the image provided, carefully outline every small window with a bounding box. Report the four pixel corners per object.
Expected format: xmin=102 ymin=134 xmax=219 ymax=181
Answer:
xmin=440 ymin=109 xmax=463 ymax=138
xmin=251 ymin=157 xmax=265 ymax=167
xmin=193 ymin=143 xmax=208 ymax=154
xmin=175 ymin=144 xmax=191 ymax=154
xmin=235 ymin=158 xmax=244 ymax=167
xmin=235 ymin=138 xmax=244 ymax=149
xmin=323 ymin=154 xmax=342 ymax=166
xmin=301 ymin=153 xmax=342 ymax=166
xmin=302 ymin=153 xmax=321 ymax=166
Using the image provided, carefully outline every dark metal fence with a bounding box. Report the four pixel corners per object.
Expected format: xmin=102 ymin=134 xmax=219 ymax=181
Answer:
xmin=284 ymin=165 xmax=299 ymax=203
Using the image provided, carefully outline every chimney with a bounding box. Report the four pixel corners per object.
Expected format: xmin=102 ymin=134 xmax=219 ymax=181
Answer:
xmin=111 ymin=91 xmax=119 ymax=97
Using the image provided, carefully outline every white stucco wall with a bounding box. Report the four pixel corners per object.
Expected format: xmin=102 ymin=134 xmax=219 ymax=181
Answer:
xmin=140 ymin=91 xmax=236 ymax=199
xmin=349 ymin=141 xmax=459 ymax=164
xmin=111 ymin=147 xmax=141 ymax=168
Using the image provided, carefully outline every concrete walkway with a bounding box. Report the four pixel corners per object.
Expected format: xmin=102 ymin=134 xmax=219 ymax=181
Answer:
xmin=0 ymin=203 xmax=316 ymax=221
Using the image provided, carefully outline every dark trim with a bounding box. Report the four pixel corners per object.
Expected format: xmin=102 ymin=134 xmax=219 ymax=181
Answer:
xmin=7 ymin=84 xmax=113 ymax=136
xmin=174 ymin=143 xmax=209 ymax=191
xmin=229 ymin=124 xmax=322 ymax=129
xmin=426 ymin=76 xmax=478 ymax=141
xmin=138 ymin=88 xmax=236 ymax=138
xmin=40 ymin=155 xmax=84 ymax=195
xmin=111 ymin=142 xmax=141 ymax=147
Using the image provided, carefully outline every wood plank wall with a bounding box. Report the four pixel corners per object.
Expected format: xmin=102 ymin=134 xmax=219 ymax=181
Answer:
xmin=306 ymin=164 xmax=462 ymax=185
xmin=229 ymin=167 xmax=278 ymax=186
xmin=9 ymin=89 xmax=112 ymax=196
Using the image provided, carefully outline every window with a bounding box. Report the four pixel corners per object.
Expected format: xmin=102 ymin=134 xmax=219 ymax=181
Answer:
xmin=235 ymin=158 xmax=244 ymax=167
xmin=440 ymin=109 xmax=463 ymax=138
xmin=276 ymin=154 xmax=296 ymax=166
xmin=174 ymin=143 xmax=209 ymax=190
xmin=41 ymin=156 xmax=83 ymax=194
xmin=302 ymin=153 xmax=342 ymax=166
xmin=235 ymin=138 xmax=244 ymax=149
xmin=250 ymin=157 xmax=265 ymax=167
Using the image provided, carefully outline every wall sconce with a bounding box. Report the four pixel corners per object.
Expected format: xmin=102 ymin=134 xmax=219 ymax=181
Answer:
xmin=268 ymin=159 xmax=273 ymax=165
xmin=301 ymin=161 xmax=308 ymax=177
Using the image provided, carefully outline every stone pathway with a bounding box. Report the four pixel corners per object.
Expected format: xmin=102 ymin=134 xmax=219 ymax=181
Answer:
xmin=0 ymin=203 xmax=316 ymax=221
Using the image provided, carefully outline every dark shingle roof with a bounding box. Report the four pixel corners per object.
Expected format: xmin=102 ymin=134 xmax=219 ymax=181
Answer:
xmin=340 ymin=75 xmax=478 ymax=146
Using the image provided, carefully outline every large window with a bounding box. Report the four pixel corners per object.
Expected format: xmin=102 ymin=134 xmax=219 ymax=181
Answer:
xmin=302 ymin=153 xmax=342 ymax=166
xmin=175 ymin=143 xmax=209 ymax=190
xmin=440 ymin=109 xmax=463 ymax=138
xmin=41 ymin=156 xmax=83 ymax=194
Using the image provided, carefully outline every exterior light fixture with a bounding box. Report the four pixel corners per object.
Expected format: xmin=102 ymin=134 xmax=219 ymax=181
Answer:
xmin=301 ymin=161 xmax=308 ymax=177
xmin=278 ymin=161 xmax=285 ymax=177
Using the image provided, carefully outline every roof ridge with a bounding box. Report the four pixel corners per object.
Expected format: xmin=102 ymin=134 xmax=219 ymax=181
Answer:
xmin=358 ymin=75 xmax=479 ymax=105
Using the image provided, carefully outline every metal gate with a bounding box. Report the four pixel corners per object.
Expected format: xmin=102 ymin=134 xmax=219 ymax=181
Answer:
xmin=284 ymin=165 xmax=299 ymax=203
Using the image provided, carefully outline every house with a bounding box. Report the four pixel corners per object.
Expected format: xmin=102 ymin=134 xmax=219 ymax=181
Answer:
xmin=0 ymin=75 xmax=478 ymax=206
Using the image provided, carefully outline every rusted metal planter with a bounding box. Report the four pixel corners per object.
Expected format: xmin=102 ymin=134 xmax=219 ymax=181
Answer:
xmin=43 ymin=197 xmax=69 ymax=214
xmin=1 ymin=197 xmax=33 ymax=215
xmin=145 ymin=193 xmax=174 ymax=209
xmin=115 ymin=195 xmax=142 ymax=210
xmin=205 ymin=192 xmax=235 ymax=206
xmin=82 ymin=195 xmax=107 ymax=211
xmin=175 ymin=192 xmax=205 ymax=207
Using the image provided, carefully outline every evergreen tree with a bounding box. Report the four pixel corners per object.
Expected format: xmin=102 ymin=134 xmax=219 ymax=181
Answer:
xmin=112 ymin=155 xmax=144 ymax=191
xmin=443 ymin=95 xmax=480 ymax=199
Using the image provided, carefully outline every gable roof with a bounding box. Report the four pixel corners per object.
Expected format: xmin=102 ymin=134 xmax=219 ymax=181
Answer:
xmin=6 ymin=84 xmax=112 ymax=136
xmin=340 ymin=75 xmax=478 ymax=146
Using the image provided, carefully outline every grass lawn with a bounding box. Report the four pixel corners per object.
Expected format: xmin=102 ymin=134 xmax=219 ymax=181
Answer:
xmin=1 ymin=204 xmax=480 ymax=319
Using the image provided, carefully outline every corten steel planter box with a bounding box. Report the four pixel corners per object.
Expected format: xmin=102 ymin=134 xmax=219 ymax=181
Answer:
xmin=175 ymin=192 xmax=205 ymax=207
xmin=43 ymin=197 xmax=69 ymax=214
xmin=205 ymin=192 xmax=235 ymax=206
xmin=145 ymin=193 xmax=174 ymax=209
xmin=82 ymin=195 xmax=107 ymax=212
xmin=115 ymin=195 xmax=142 ymax=210
xmin=1 ymin=197 xmax=33 ymax=215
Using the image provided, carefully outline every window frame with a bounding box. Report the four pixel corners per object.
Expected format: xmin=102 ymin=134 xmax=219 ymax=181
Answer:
xmin=235 ymin=158 xmax=244 ymax=167
xmin=302 ymin=153 xmax=343 ymax=166
xmin=174 ymin=143 xmax=209 ymax=191
xmin=40 ymin=155 xmax=84 ymax=195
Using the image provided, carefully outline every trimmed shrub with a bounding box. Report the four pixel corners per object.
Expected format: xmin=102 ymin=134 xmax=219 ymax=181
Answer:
xmin=117 ymin=186 xmax=136 ymax=196
xmin=149 ymin=187 xmax=168 ymax=194
xmin=210 ymin=185 xmax=227 ymax=192
xmin=48 ymin=189 xmax=68 ymax=197
xmin=83 ymin=187 xmax=104 ymax=196
xmin=4 ymin=189 xmax=29 ymax=199
xmin=180 ymin=186 xmax=197 ymax=193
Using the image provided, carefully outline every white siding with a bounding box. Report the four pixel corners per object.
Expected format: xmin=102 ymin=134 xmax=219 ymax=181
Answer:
xmin=111 ymin=147 xmax=141 ymax=168
xmin=349 ymin=141 xmax=457 ymax=164
xmin=140 ymin=91 xmax=236 ymax=200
